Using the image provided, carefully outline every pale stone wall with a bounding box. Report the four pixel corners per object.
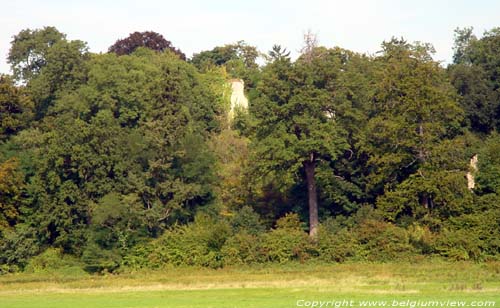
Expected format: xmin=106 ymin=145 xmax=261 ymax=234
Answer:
xmin=467 ymin=154 xmax=478 ymax=190
xmin=229 ymin=79 xmax=248 ymax=119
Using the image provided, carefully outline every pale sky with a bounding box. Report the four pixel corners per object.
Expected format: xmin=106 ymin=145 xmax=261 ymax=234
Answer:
xmin=1 ymin=0 xmax=500 ymax=74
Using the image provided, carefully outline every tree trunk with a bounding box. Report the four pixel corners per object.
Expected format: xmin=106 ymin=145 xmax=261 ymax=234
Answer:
xmin=304 ymin=156 xmax=318 ymax=238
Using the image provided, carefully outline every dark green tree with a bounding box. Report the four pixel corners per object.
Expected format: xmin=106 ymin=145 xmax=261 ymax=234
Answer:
xmin=449 ymin=27 xmax=500 ymax=133
xmin=0 ymin=75 xmax=34 ymax=141
xmin=191 ymin=41 xmax=261 ymax=90
xmin=251 ymin=45 xmax=348 ymax=237
xmin=14 ymin=49 xmax=221 ymax=259
xmin=363 ymin=38 xmax=466 ymax=221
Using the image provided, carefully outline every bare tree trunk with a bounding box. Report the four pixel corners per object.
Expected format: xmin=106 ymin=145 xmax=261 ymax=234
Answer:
xmin=304 ymin=156 xmax=318 ymax=238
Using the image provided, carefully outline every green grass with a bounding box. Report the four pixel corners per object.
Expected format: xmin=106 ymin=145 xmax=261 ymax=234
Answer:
xmin=0 ymin=261 xmax=499 ymax=307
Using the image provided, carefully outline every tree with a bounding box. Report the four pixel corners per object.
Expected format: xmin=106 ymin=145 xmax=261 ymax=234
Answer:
xmin=8 ymin=26 xmax=65 ymax=83
xmin=191 ymin=41 xmax=259 ymax=70
xmin=0 ymin=75 xmax=34 ymax=141
xmin=191 ymin=41 xmax=261 ymax=90
xmin=108 ymin=31 xmax=185 ymax=60
xmin=449 ymin=27 xmax=500 ymax=133
xmin=8 ymin=27 xmax=89 ymax=120
xmin=14 ymin=49 xmax=221 ymax=257
xmin=28 ymin=39 xmax=89 ymax=119
xmin=0 ymin=158 xmax=24 ymax=232
xmin=251 ymin=45 xmax=348 ymax=237
xmin=362 ymin=38 xmax=465 ymax=220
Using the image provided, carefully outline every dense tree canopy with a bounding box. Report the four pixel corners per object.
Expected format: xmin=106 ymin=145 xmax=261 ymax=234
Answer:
xmin=449 ymin=27 xmax=500 ymax=133
xmin=7 ymin=26 xmax=66 ymax=83
xmin=108 ymin=31 xmax=186 ymax=60
xmin=0 ymin=26 xmax=498 ymax=272
xmin=191 ymin=41 xmax=261 ymax=90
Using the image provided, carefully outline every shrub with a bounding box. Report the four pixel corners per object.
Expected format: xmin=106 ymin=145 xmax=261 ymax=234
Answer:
xmin=407 ymin=223 xmax=437 ymax=254
xmin=434 ymin=228 xmax=482 ymax=261
xmin=121 ymin=244 xmax=154 ymax=270
xmin=0 ymin=224 xmax=39 ymax=272
xmin=221 ymin=232 xmax=264 ymax=265
xmin=356 ymin=219 xmax=416 ymax=261
xmin=81 ymin=242 xmax=121 ymax=273
xmin=230 ymin=206 xmax=265 ymax=235
xmin=131 ymin=213 xmax=231 ymax=269
xmin=260 ymin=213 xmax=313 ymax=263
xmin=317 ymin=224 xmax=359 ymax=262
xmin=25 ymin=248 xmax=85 ymax=274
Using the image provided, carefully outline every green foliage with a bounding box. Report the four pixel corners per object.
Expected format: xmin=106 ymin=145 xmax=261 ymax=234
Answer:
xmin=229 ymin=206 xmax=265 ymax=235
xmin=317 ymin=221 xmax=359 ymax=262
xmin=2 ymin=26 xmax=499 ymax=271
xmin=0 ymin=75 xmax=34 ymax=140
xmin=476 ymin=133 xmax=500 ymax=194
xmin=434 ymin=228 xmax=481 ymax=261
xmin=0 ymin=157 xmax=24 ymax=231
xmin=24 ymin=248 xmax=84 ymax=274
xmin=0 ymin=224 xmax=39 ymax=272
xmin=260 ymin=214 xmax=313 ymax=263
xmin=407 ymin=223 xmax=437 ymax=254
xmin=449 ymin=27 xmax=500 ymax=132
xmin=221 ymin=232 xmax=263 ymax=265
xmin=363 ymin=39 xmax=464 ymax=194
xmin=130 ymin=214 xmax=231 ymax=269
xmin=81 ymin=241 xmax=122 ymax=273
xmin=209 ymin=129 xmax=250 ymax=211
xmin=356 ymin=220 xmax=416 ymax=261
xmin=8 ymin=26 xmax=66 ymax=82
xmin=191 ymin=41 xmax=260 ymax=89
xmin=376 ymin=169 xmax=473 ymax=222
xmin=29 ymin=39 xmax=89 ymax=119
xmin=11 ymin=46 xmax=222 ymax=256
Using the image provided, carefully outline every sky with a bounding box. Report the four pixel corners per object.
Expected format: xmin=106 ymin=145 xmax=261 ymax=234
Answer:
xmin=1 ymin=0 xmax=500 ymax=74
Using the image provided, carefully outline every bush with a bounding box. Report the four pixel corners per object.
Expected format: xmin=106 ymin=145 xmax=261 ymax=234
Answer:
xmin=260 ymin=213 xmax=313 ymax=263
xmin=0 ymin=224 xmax=39 ymax=272
xmin=434 ymin=228 xmax=482 ymax=261
xmin=230 ymin=206 xmax=265 ymax=235
xmin=81 ymin=242 xmax=121 ymax=273
xmin=407 ymin=223 xmax=437 ymax=254
xmin=126 ymin=213 xmax=231 ymax=269
xmin=121 ymin=244 xmax=154 ymax=270
xmin=317 ymin=223 xmax=359 ymax=262
xmin=25 ymin=248 xmax=85 ymax=274
xmin=356 ymin=219 xmax=416 ymax=261
xmin=221 ymin=232 xmax=264 ymax=265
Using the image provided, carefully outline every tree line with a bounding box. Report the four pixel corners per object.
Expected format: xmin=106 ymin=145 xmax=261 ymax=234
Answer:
xmin=0 ymin=27 xmax=499 ymax=273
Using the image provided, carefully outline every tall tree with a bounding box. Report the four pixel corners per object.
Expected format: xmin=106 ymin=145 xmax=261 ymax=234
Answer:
xmin=8 ymin=27 xmax=89 ymax=119
xmin=108 ymin=31 xmax=185 ymax=60
xmin=363 ymin=38 xmax=465 ymax=220
xmin=29 ymin=39 xmax=89 ymax=119
xmin=449 ymin=27 xmax=500 ymax=133
xmin=191 ymin=41 xmax=261 ymax=90
xmin=8 ymin=26 xmax=65 ymax=83
xmin=14 ymin=49 xmax=221 ymax=258
xmin=251 ymin=45 xmax=348 ymax=237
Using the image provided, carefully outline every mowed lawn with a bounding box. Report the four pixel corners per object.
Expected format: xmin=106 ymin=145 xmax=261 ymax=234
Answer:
xmin=0 ymin=262 xmax=499 ymax=308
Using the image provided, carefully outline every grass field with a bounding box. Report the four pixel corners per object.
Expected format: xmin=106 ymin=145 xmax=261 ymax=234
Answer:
xmin=0 ymin=261 xmax=499 ymax=308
